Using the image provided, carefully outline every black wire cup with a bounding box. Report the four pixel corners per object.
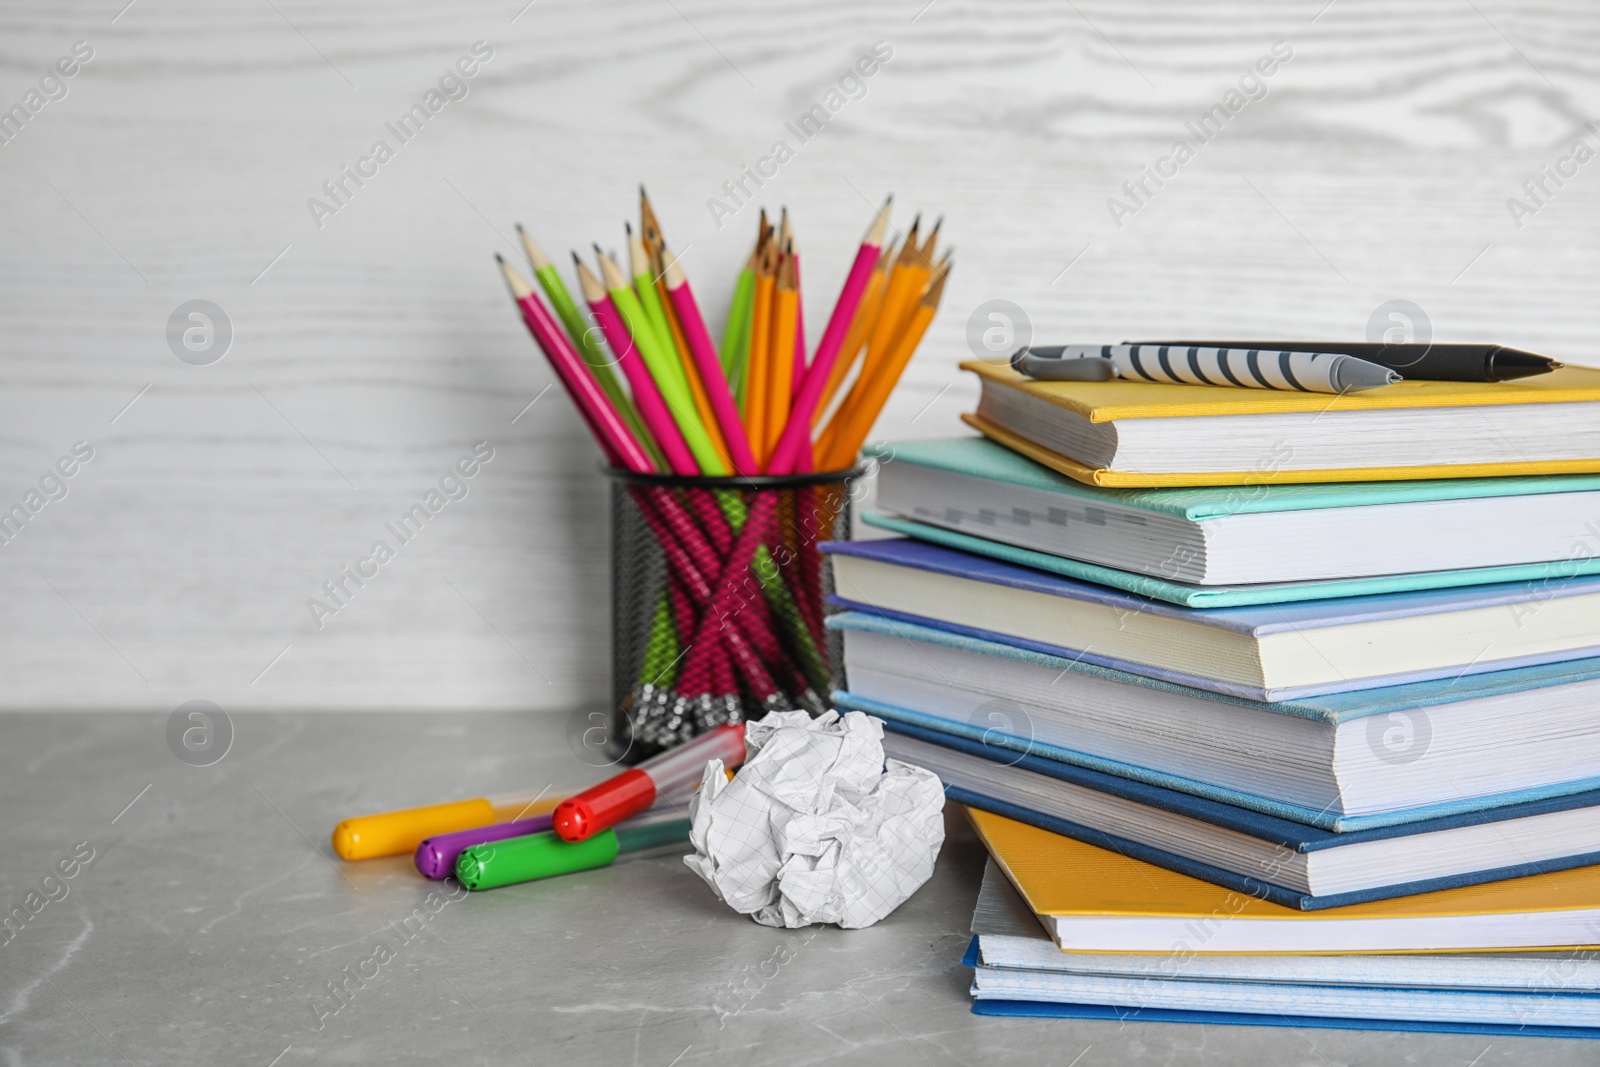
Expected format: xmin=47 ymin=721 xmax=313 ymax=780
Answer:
xmin=608 ymin=465 xmax=860 ymax=760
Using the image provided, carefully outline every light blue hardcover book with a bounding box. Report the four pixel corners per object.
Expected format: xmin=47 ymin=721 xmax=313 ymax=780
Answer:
xmin=863 ymin=436 xmax=1600 ymax=603
xmin=829 ymin=609 xmax=1600 ymax=829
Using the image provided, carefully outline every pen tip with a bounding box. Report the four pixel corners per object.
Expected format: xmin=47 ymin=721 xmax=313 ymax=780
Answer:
xmin=1553 ymin=361 xmax=1567 ymax=369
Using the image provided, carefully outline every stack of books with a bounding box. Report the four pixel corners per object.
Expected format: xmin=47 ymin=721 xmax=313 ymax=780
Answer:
xmin=825 ymin=359 xmax=1600 ymax=1034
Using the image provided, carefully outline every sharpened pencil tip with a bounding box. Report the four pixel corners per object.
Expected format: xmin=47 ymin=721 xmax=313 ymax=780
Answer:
xmin=623 ymin=220 xmax=632 ymax=235
xmin=571 ymin=250 xmax=582 ymax=265
xmin=514 ymin=222 xmax=524 ymax=234
xmin=494 ymin=252 xmax=505 ymax=263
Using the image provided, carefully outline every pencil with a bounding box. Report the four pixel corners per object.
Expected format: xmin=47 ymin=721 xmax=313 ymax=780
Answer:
xmin=767 ymin=197 xmax=890 ymax=475
xmin=497 ymin=255 xmax=654 ymax=474
xmin=779 ymin=209 xmax=806 ymax=396
xmin=813 ymin=242 xmax=890 ymax=428
xmin=517 ymin=225 xmax=663 ymax=470
xmin=745 ymin=239 xmax=776 ymax=464
xmin=764 ymin=245 xmax=798 ymax=466
xmin=577 ymin=253 xmax=702 ymax=475
xmin=662 ymin=251 xmax=760 ymax=476
xmin=721 ymin=246 xmax=756 ymax=401
xmin=627 ymin=222 xmax=679 ymax=382
xmin=597 ymin=246 xmax=727 ymax=475
xmin=821 ymin=255 xmax=951 ymax=469
xmin=637 ymin=200 xmax=730 ymax=471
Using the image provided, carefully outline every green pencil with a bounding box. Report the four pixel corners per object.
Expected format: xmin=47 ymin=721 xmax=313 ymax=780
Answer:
xmin=517 ymin=225 xmax=664 ymax=471
xmin=596 ymin=248 xmax=727 ymax=475
xmin=721 ymin=258 xmax=756 ymax=408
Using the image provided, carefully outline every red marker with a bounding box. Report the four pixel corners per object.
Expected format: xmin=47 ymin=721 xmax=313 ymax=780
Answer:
xmin=552 ymin=724 xmax=747 ymax=842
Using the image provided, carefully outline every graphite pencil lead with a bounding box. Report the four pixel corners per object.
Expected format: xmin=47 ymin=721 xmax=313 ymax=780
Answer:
xmin=496 ymin=255 xmax=533 ymax=298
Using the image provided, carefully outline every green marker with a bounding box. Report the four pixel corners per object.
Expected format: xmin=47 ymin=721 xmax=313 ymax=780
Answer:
xmin=455 ymin=816 xmax=693 ymax=891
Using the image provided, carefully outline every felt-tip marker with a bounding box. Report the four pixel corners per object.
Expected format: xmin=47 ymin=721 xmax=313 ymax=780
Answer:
xmin=455 ymin=811 xmax=695 ymax=891
xmin=332 ymin=790 xmax=565 ymax=861
xmin=414 ymin=785 xmax=701 ymax=879
xmin=552 ymin=723 xmax=747 ymax=842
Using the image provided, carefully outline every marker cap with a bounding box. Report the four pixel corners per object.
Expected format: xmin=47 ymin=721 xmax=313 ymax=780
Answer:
xmin=552 ymin=768 xmax=655 ymax=842
xmin=331 ymin=798 xmax=495 ymax=861
xmin=455 ymin=829 xmax=621 ymax=891
xmin=413 ymin=814 xmax=555 ymax=880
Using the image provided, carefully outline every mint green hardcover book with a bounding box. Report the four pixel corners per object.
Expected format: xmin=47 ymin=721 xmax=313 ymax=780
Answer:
xmin=863 ymin=437 xmax=1600 ymax=607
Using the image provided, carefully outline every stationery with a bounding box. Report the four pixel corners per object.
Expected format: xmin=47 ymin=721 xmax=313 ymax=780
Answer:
xmin=866 ymin=435 xmax=1600 ymax=587
xmin=963 ymin=358 xmax=1600 ymax=487
xmin=1136 ymin=340 xmax=1563 ymax=382
xmin=1014 ymin=344 xmax=1399 ymax=393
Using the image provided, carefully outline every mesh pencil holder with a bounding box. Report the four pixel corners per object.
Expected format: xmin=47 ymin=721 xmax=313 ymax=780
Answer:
xmin=608 ymin=464 xmax=862 ymax=760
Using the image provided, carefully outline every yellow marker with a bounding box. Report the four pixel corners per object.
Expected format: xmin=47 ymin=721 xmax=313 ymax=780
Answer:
xmin=331 ymin=792 xmax=563 ymax=861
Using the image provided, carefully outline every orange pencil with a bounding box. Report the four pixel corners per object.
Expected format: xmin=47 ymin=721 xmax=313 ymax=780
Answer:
xmin=765 ymin=245 xmax=798 ymax=464
xmin=857 ymin=217 xmax=923 ymax=381
xmin=821 ymin=255 xmax=951 ymax=470
xmin=745 ymin=238 xmax=776 ymax=462
xmin=779 ymin=209 xmax=806 ymax=395
xmin=812 ymin=241 xmax=892 ymax=427
xmin=819 ymin=225 xmax=921 ymax=462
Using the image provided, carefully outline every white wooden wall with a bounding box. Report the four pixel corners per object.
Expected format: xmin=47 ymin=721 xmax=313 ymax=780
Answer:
xmin=1 ymin=0 xmax=1596 ymax=711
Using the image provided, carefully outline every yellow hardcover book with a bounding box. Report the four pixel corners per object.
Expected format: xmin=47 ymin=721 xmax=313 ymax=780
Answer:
xmin=962 ymin=359 xmax=1600 ymax=488
xmin=968 ymin=807 xmax=1600 ymax=955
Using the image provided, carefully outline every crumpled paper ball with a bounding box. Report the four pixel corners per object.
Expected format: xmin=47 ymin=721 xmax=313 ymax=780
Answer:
xmin=683 ymin=709 xmax=945 ymax=929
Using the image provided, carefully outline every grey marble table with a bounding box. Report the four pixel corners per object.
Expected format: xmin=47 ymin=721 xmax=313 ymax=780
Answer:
xmin=1 ymin=711 xmax=1593 ymax=1066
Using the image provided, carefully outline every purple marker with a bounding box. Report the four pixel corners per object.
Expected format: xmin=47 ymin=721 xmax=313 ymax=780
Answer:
xmin=415 ymin=815 xmax=554 ymax=880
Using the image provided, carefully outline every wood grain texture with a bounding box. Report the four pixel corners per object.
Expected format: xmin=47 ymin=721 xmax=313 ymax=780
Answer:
xmin=0 ymin=0 xmax=1597 ymax=711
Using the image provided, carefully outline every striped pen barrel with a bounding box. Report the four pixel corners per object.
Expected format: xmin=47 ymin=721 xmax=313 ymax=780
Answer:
xmin=1013 ymin=344 xmax=1400 ymax=394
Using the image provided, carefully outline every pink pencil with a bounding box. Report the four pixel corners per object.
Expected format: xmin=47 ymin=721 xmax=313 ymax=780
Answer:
xmin=497 ymin=255 xmax=654 ymax=474
xmin=574 ymin=254 xmax=700 ymax=476
xmin=661 ymin=252 xmax=760 ymax=477
xmin=766 ymin=199 xmax=891 ymax=475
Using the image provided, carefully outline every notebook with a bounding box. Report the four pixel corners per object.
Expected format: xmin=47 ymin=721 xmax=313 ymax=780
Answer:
xmin=966 ymin=862 xmax=1600 ymax=1031
xmin=858 ymin=511 xmax=1600 ymax=609
xmin=882 ymin=719 xmax=1600 ymax=908
xmin=826 ymin=538 xmax=1600 ymax=702
xmin=829 ymin=610 xmax=1600 ymax=826
xmin=967 ymin=806 xmax=1600 ymax=954
xmin=962 ymin=358 xmax=1600 ymax=487
xmin=970 ymin=857 xmax=1600 ymax=988
xmin=868 ymin=435 xmax=1600 ymax=585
